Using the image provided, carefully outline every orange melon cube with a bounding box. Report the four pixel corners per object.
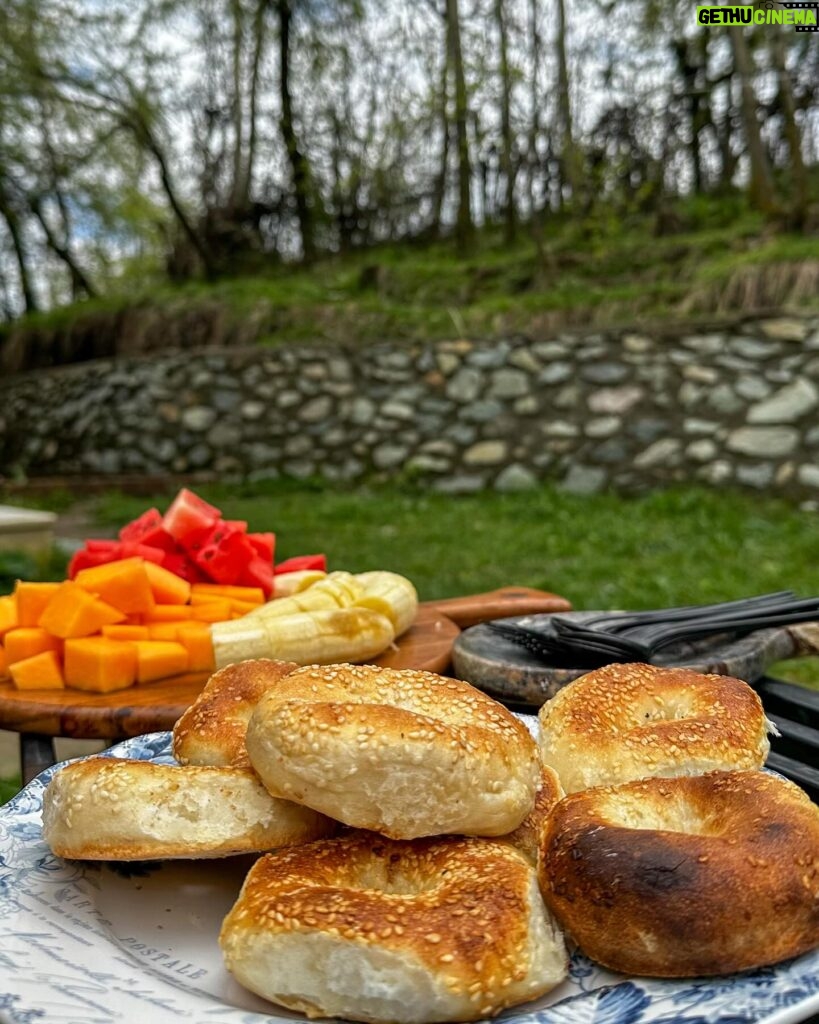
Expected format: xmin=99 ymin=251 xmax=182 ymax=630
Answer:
xmin=101 ymin=624 xmax=151 ymax=641
xmin=14 ymin=581 xmax=61 ymax=626
xmin=189 ymin=599 xmax=233 ymax=623
xmin=144 ymin=561 xmax=191 ymax=605
xmin=229 ymin=599 xmax=261 ymax=617
xmin=64 ymin=637 xmax=137 ymax=692
xmin=4 ymin=627 xmax=62 ymax=666
xmin=75 ymin=557 xmax=155 ymax=615
xmin=132 ymin=640 xmax=188 ymax=683
xmin=176 ymin=623 xmax=216 ymax=672
xmin=190 ymin=584 xmax=265 ymax=604
xmin=0 ymin=594 xmax=19 ymax=638
xmin=9 ymin=650 xmax=65 ymax=690
xmin=142 ymin=604 xmax=194 ymax=622
xmin=0 ymin=644 xmax=7 ymax=678
xmin=146 ymin=623 xmax=182 ymax=641
xmin=39 ymin=581 xmax=125 ymax=638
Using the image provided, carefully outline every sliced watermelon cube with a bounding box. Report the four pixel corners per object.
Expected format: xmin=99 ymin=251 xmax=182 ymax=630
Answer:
xmin=118 ymin=542 xmax=165 ymax=565
xmin=163 ymin=488 xmax=221 ymax=550
xmin=119 ymin=508 xmax=160 ymax=542
xmin=191 ymin=519 xmax=244 ymax=556
xmin=274 ymin=554 xmax=327 ymax=574
xmin=194 ymin=528 xmax=256 ymax=584
xmin=161 ymin=551 xmax=208 ymax=583
xmin=248 ymin=532 xmax=275 ymax=562
xmin=240 ymin=555 xmax=275 ymax=596
xmin=222 ymin=519 xmax=248 ymax=534
xmin=68 ymin=546 xmax=117 ymax=578
xmin=85 ymin=538 xmax=121 ymax=552
xmin=68 ymin=539 xmax=169 ymax=578
xmin=119 ymin=507 xmax=178 ymax=553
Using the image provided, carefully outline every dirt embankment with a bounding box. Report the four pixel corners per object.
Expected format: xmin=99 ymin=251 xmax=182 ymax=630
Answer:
xmin=0 ymin=301 xmax=266 ymax=374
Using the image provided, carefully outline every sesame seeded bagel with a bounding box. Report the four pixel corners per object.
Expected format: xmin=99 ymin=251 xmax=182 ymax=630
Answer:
xmin=538 ymin=662 xmax=770 ymax=793
xmin=42 ymin=757 xmax=336 ymax=860
xmin=502 ymin=763 xmax=564 ymax=866
xmin=539 ymin=769 xmax=819 ymax=977
xmin=173 ymin=658 xmax=299 ymax=768
xmin=219 ymin=831 xmax=568 ymax=1023
xmin=245 ymin=663 xmax=541 ymax=839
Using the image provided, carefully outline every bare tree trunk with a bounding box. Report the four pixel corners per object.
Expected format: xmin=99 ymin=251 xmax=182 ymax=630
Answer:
xmin=494 ymin=0 xmax=515 ymax=242
xmin=241 ymin=0 xmax=268 ymax=209
xmin=229 ymin=0 xmax=245 ymax=210
xmin=0 ymin=273 xmax=15 ymax=321
xmin=34 ymin=94 xmax=95 ymax=298
xmin=36 ymin=96 xmax=73 ymax=239
xmin=277 ymin=0 xmax=315 ymax=262
xmin=729 ymin=25 xmax=777 ymax=214
xmin=330 ymin=107 xmax=358 ymax=254
xmin=0 ymin=184 xmax=38 ymax=313
xmin=446 ymin=0 xmax=473 ymax=254
xmin=527 ymin=0 xmax=542 ymax=219
xmin=713 ymin=82 xmax=739 ymax=191
xmin=132 ymin=114 xmax=217 ymax=278
xmin=32 ymin=198 xmax=96 ymax=298
xmin=555 ymin=0 xmax=581 ymax=204
xmin=673 ymin=36 xmax=706 ymax=194
xmin=770 ymin=29 xmax=808 ymax=225
xmin=430 ymin=52 xmax=449 ymax=238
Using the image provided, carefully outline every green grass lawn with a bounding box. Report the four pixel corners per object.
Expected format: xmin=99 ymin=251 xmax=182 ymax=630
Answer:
xmin=3 ymin=478 xmax=819 ymax=802
xmin=84 ymin=480 xmax=819 ymax=614
xmin=6 ymin=477 xmax=819 ymax=621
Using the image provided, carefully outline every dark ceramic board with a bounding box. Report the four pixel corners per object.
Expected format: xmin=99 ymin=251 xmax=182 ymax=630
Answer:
xmin=452 ymin=610 xmax=819 ymax=707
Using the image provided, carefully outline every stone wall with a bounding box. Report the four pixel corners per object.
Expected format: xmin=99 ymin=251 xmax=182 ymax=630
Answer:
xmin=2 ymin=313 xmax=819 ymax=498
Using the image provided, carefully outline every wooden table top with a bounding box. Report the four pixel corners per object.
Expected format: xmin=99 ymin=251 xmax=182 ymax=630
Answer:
xmin=0 ymin=586 xmax=570 ymax=740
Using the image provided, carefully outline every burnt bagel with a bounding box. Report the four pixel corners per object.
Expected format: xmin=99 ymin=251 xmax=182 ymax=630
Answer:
xmin=538 ymin=769 xmax=819 ymax=977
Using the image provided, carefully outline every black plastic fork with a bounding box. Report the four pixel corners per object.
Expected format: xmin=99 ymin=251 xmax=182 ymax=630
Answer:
xmin=487 ymin=618 xmax=651 ymax=667
xmin=487 ymin=591 xmax=819 ymax=675
xmin=577 ymin=592 xmax=796 ymax=635
xmin=486 ymin=621 xmax=647 ymax=668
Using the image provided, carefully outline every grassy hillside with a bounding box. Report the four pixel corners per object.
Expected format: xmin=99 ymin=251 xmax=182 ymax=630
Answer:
xmin=4 ymin=196 xmax=819 ymax=364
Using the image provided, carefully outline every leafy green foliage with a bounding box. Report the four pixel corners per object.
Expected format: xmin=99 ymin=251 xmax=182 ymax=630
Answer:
xmin=0 ymin=775 xmax=21 ymax=806
xmin=0 ymin=547 xmax=69 ymax=596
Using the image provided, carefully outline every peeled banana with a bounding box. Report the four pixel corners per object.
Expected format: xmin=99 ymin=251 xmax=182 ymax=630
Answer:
xmin=271 ymin=569 xmax=327 ymax=598
xmin=243 ymin=571 xmax=363 ymax=620
xmin=211 ymin=607 xmax=395 ymax=669
xmin=210 ymin=568 xmax=418 ymax=669
xmin=353 ymin=571 xmax=418 ymax=637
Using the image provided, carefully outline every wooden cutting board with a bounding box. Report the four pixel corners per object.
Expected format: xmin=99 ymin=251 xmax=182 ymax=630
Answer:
xmin=0 ymin=586 xmax=570 ymax=739
xmin=0 ymin=606 xmax=458 ymax=739
xmin=424 ymin=586 xmax=570 ymax=627
xmin=452 ymin=610 xmax=819 ymax=707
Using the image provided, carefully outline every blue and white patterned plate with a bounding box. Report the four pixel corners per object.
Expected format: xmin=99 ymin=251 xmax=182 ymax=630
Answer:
xmin=1 ymin=732 xmax=818 ymax=1024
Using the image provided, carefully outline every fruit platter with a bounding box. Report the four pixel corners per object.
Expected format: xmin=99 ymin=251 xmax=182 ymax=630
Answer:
xmin=0 ymin=487 xmax=422 ymax=697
